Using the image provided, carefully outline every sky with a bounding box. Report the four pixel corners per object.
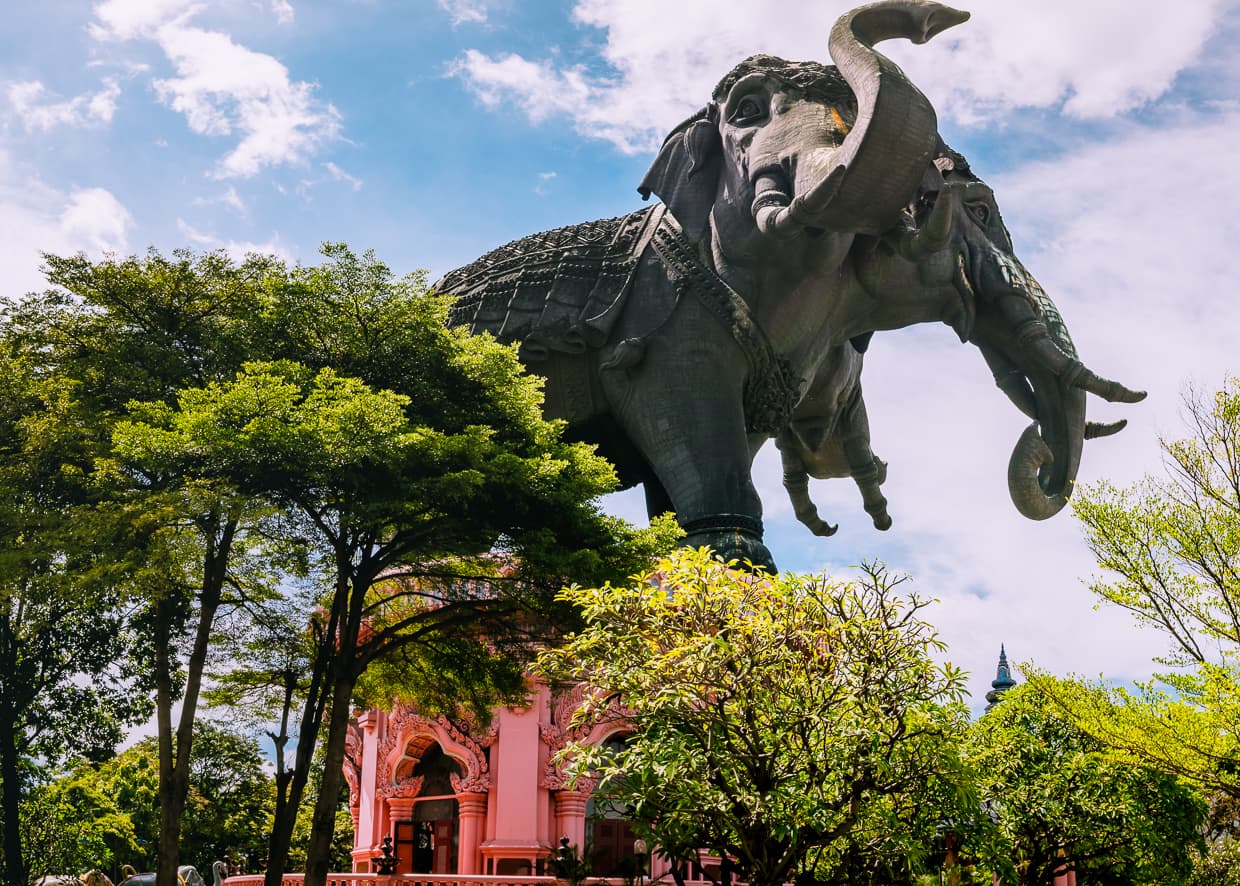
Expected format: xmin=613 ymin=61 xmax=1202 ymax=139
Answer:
xmin=3 ymin=0 xmax=1239 ymax=711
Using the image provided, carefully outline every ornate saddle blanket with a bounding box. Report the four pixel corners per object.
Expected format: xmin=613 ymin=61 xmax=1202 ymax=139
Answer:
xmin=441 ymin=206 xmax=663 ymax=361
xmin=441 ymin=203 xmax=802 ymax=435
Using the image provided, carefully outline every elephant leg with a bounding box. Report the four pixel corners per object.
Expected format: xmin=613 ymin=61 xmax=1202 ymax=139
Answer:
xmin=643 ymin=476 xmax=674 ymax=520
xmin=601 ymin=303 xmax=774 ymax=572
xmin=839 ymin=393 xmax=892 ymax=530
xmin=775 ymin=429 xmax=839 ymax=537
xmin=844 ymin=437 xmax=891 ymax=529
xmin=652 ymin=416 xmax=772 ymax=570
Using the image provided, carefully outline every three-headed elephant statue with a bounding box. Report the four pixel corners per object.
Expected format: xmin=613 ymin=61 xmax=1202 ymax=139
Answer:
xmin=440 ymin=0 xmax=1144 ymax=572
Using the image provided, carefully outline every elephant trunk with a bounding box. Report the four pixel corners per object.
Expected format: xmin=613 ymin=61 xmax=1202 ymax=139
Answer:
xmin=977 ymin=251 xmax=1142 ymax=519
xmin=807 ymin=1 xmax=969 ymax=234
xmin=1007 ymin=380 xmax=1087 ymax=521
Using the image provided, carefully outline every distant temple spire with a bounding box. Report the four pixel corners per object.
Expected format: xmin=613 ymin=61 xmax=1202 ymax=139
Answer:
xmin=984 ymin=644 xmax=1017 ymax=712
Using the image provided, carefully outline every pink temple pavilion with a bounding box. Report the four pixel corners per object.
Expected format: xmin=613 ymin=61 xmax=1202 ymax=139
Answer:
xmin=344 ymin=683 xmax=677 ymax=881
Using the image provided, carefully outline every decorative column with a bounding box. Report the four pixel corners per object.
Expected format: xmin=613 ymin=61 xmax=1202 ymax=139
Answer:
xmin=351 ymin=712 xmax=382 ymax=872
xmin=456 ymin=791 xmax=487 ymax=874
xmin=553 ymin=790 xmax=589 ymax=852
xmin=388 ymin=796 xmax=417 ymax=822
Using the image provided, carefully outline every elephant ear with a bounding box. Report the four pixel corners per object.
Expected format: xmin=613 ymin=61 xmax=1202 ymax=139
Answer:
xmin=638 ymin=106 xmax=721 ymax=242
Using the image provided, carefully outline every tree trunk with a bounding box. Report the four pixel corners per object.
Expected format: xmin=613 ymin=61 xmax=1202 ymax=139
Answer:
xmin=0 ymin=689 xmax=25 ymax=886
xmin=303 ymin=562 xmax=367 ymax=886
xmin=154 ymin=594 xmax=184 ymax=886
xmin=262 ymin=569 xmax=346 ymax=886
xmin=303 ymin=662 xmax=359 ymax=886
xmin=154 ymin=516 xmax=235 ymax=886
xmin=261 ymin=677 xmax=331 ymax=886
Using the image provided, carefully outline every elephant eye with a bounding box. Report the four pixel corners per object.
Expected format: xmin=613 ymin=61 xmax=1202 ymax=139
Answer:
xmin=730 ymin=95 xmax=767 ymax=125
xmin=967 ymin=202 xmax=991 ymax=226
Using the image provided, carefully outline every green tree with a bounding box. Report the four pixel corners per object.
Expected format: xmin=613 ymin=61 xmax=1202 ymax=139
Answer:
xmin=205 ymin=592 xmax=316 ymax=872
xmin=174 ymin=722 xmax=275 ymax=870
xmin=28 ymin=720 xmax=276 ymax=879
xmin=0 ymin=348 xmax=150 ymax=886
xmin=27 ymin=744 xmax=160 ymax=879
xmin=5 ymin=249 xmax=285 ymax=886
xmin=117 ymin=245 xmax=676 ymax=886
xmin=967 ymin=683 xmax=1204 ymax=886
xmin=1035 ymin=378 xmax=1240 ymax=800
xmin=536 ymin=548 xmax=973 ymax=886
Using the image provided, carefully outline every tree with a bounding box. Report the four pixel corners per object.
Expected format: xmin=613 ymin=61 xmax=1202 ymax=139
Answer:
xmin=0 ymin=349 xmax=150 ymax=886
xmin=26 ymin=720 xmax=281 ymax=880
xmin=1035 ymin=378 xmax=1240 ymax=798
xmin=24 ymin=743 xmax=160 ymax=880
xmin=966 ymin=683 xmax=1204 ymax=886
xmin=205 ymin=591 xmax=317 ymax=874
xmin=174 ymin=722 xmax=275 ymax=870
xmin=5 ymin=249 xmax=284 ymax=886
xmin=117 ymin=245 xmax=676 ymax=886
xmin=536 ymin=547 xmax=974 ymax=886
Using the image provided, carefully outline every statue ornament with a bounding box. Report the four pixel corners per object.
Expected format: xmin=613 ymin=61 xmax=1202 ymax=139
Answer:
xmin=440 ymin=0 xmax=1145 ymax=572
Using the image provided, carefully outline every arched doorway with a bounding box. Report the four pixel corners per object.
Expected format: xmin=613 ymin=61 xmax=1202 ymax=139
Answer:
xmin=587 ymin=735 xmax=638 ymax=878
xmin=393 ymin=742 xmax=461 ymax=874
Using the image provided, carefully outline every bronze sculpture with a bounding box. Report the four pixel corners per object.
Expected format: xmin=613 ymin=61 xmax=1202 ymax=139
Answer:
xmin=440 ymin=0 xmax=1144 ymax=572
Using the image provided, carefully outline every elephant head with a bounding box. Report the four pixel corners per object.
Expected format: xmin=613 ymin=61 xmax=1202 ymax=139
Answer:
xmin=639 ymin=0 xmax=971 ymax=246
xmin=851 ymin=148 xmax=1146 ymax=521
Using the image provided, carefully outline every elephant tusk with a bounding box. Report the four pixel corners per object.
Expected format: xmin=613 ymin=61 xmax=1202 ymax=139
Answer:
xmin=1014 ymin=318 xmax=1147 ymax=404
xmin=1085 ymin=419 xmax=1127 ymax=439
xmin=754 ymin=169 xmax=846 ymax=238
xmin=899 ymin=179 xmax=957 ymax=261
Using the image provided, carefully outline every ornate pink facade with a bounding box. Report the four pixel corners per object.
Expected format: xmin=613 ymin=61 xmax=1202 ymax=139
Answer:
xmin=347 ymin=683 xmax=657 ymax=879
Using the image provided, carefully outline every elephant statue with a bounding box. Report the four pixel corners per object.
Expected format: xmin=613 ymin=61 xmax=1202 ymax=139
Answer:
xmin=35 ymin=874 xmax=113 ymax=886
xmin=440 ymin=0 xmax=1143 ymax=572
xmin=116 ymin=864 xmax=206 ymax=886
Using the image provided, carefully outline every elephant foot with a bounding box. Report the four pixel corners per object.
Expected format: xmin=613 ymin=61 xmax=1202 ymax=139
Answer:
xmin=680 ymin=514 xmax=777 ymax=574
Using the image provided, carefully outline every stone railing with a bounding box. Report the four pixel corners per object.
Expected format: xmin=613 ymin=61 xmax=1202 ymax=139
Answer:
xmin=224 ymin=876 xmax=718 ymax=886
xmin=224 ymin=876 xmax=557 ymax=886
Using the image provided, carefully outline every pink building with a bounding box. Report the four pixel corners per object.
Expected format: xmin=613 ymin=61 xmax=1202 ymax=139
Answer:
xmin=345 ymin=683 xmax=662 ymax=880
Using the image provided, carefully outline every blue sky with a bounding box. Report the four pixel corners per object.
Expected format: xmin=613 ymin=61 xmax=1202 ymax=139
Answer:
xmin=4 ymin=0 xmax=1240 ymax=709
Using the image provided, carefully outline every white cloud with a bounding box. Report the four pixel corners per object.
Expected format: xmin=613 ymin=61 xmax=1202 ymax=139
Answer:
xmin=270 ymin=0 xmax=295 ymax=25
xmin=889 ymin=0 xmax=1235 ymax=122
xmin=323 ymin=161 xmax=362 ymax=191
xmin=151 ymin=25 xmax=341 ymax=178
xmin=0 ymin=152 xmax=133 ymax=297
xmin=59 ymin=188 xmax=134 ymax=253
xmin=438 ymin=0 xmax=489 ymax=26
xmin=451 ymin=0 xmax=1238 ymax=151
xmin=534 ymin=170 xmax=556 ymax=196
xmin=451 ymin=50 xmax=655 ymax=153
xmin=175 ymin=217 xmax=291 ymax=262
xmin=193 ymin=185 xmax=248 ymax=214
xmin=91 ymin=0 xmax=201 ymax=40
xmin=89 ymin=1 xmax=341 ymax=178
xmin=6 ymin=79 xmax=121 ymax=130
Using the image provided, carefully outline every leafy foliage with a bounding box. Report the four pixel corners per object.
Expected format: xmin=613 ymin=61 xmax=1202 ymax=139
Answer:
xmin=0 ymin=347 xmax=151 ymax=885
xmin=111 ymin=244 xmax=674 ymax=886
xmin=537 ymin=548 xmax=973 ymax=886
xmin=18 ymin=720 xmax=289 ymax=880
xmin=968 ymin=683 xmax=1205 ymax=886
xmin=1036 ymin=379 xmax=1240 ymax=801
xmin=3 ymin=242 xmax=671 ymax=885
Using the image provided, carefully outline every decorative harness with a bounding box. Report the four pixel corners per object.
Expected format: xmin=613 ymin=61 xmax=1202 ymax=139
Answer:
xmin=648 ymin=210 xmax=803 ymax=435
